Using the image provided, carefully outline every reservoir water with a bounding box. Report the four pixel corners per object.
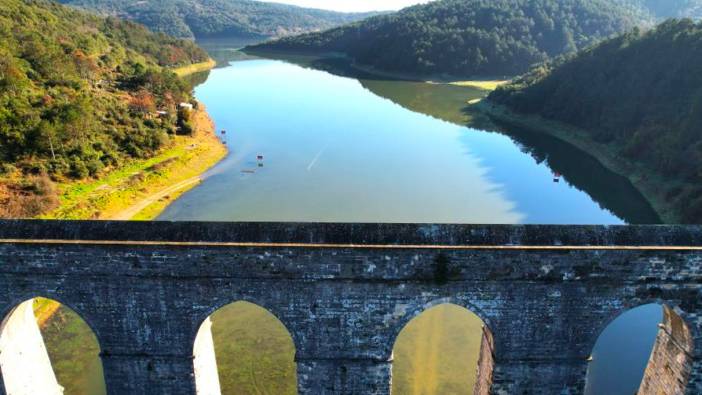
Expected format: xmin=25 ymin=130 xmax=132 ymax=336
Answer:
xmin=160 ymin=56 xmax=659 ymax=224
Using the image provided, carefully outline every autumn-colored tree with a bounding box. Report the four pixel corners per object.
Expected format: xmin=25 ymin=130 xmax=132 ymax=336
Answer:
xmin=129 ymin=90 xmax=157 ymax=114
xmin=0 ymin=0 xmax=205 ymax=216
xmin=73 ymin=49 xmax=100 ymax=81
xmin=0 ymin=56 xmax=29 ymax=92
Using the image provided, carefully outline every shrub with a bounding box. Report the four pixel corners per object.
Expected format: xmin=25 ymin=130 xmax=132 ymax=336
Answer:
xmin=86 ymin=158 xmax=104 ymax=176
xmin=0 ymin=163 xmax=16 ymax=175
xmin=69 ymin=157 xmax=90 ymax=179
xmin=0 ymin=174 xmax=59 ymax=218
xmin=179 ymin=121 xmax=194 ymax=135
xmin=48 ymin=157 xmax=70 ymax=175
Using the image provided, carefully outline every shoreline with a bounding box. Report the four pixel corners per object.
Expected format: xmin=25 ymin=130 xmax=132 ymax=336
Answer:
xmin=42 ymin=103 xmax=227 ymax=221
xmin=476 ymin=101 xmax=680 ymax=223
xmin=172 ymin=58 xmax=217 ymax=77
xmin=244 ymin=48 xmax=512 ymax=86
xmin=349 ymin=61 xmax=511 ymax=86
xmin=112 ymin=103 xmax=227 ymax=221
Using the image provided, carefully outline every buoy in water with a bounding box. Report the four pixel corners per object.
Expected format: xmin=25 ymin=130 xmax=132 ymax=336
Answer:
xmin=221 ymin=130 xmax=226 ymax=135
xmin=257 ymin=155 xmax=264 ymax=161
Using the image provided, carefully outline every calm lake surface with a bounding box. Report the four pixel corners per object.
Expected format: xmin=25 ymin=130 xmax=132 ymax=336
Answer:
xmin=160 ymin=56 xmax=660 ymax=224
xmin=157 ymin=41 xmax=662 ymax=394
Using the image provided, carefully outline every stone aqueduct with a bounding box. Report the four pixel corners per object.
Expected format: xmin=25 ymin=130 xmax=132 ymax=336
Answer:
xmin=0 ymin=220 xmax=700 ymax=394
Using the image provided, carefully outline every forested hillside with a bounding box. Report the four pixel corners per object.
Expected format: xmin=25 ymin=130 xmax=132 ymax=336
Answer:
xmin=249 ymin=0 xmax=650 ymax=77
xmin=58 ymin=0 xmax=377 ymax=40
xmin=489 ymin=19 xmax=702 ymax=222
xmin=0 ymin=0 xmax=209 ymax=217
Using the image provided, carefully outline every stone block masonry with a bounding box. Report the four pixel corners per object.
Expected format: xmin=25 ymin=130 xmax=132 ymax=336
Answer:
xmin=639 ymin=305 xmax=694 ymax=395
xmin=473 ymin=326 xmax=494 ymax=395
xmin=0 ymin=221 xmax=700 ymax=394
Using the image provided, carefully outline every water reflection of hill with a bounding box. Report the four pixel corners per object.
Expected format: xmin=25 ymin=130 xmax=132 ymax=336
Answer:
xmin=281 ymin=55 xmax=660 ymax=224
xmin=361 ymin=81 xmax=661 ymax=223
xmin=483 ymin=121 xmax=660 ymax=224
xmin=185 ymin=38 xmax=268 ymax=90
xmin=199 ymin=37 xmax=266 ymax=66
xmin=197 ymin=48 xmax=659 ymax=224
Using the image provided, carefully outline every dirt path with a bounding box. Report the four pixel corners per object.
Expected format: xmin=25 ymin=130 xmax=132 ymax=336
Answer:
xmin=110 ymin=176 xmax=202 ymax=220
xmin=107 ymin=104 xmax=225 ymax=221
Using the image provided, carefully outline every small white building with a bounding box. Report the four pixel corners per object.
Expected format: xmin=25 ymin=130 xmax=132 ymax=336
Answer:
xmin=179 ymin=102 xmax=194 ymax=111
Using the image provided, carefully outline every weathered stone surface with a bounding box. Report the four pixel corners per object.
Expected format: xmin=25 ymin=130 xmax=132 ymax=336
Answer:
xmin=473 ymin=326 xmax=494 ymax=395
xmin=0 ymin=221 xmax=700 ymax=394
xmin=638 ymin=305 xmax=694 ymax=395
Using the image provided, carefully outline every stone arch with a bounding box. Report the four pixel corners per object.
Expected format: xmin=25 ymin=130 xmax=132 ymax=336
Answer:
xmin=390 ymin=301 xmax=494 ymax=395
xmin=192 ymin=300 xmax=298 ymax=395
xmin=0 ymin=297 xmax=105 ymax=395
xmin=388 ymin=297 xmax=494 ymax=349
xmin=192 ymin=295 xmax=302 ymax=352
xmin=585 ymin=302 xmax=694 ymax=395
xmin=585 ymin=299 xmax=657 ymax=354
xmin=0 ymin=291 xmax=104 ymax=346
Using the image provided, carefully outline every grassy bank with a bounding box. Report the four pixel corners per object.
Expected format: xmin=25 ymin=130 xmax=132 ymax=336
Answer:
xmin=35 ymin=105 xmax=226 ymax=394
xmin=42 ymin=104 xmax=227 ymax=221
xmin=476 ymin=101 xmax=680 ymax=223
xmin=210 ymin=302 xmax=298 ymax=394
xmin=393 ymin=305 xmax=483 ymax=394
xmin=38 ymin=299 xmax=106 ymax=394
xmin=450 ymin=80 xmax=509 ymax=90
xmin=173 ymin=58 xmax=217 ymax=77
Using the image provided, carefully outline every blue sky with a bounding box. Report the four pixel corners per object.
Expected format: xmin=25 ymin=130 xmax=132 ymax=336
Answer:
xmin=260 ymin=0 xmax=433 ymax=12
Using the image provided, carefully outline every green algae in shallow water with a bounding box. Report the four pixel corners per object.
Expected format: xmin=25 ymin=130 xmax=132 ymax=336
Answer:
xmin=40 ymin=303 xmax=106 ymax=395
xmin=210 ymin=302 xmax=297 ymax=395
xmin=393 ymin=304 xmax=484 ymax=395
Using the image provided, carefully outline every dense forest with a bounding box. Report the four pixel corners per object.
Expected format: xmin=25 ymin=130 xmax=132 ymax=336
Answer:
xmin=58 ymin=0 xmax=377 ymax=40
xmin=489 ymin=19 xmax=702 ymax=222
xmin=0 ymin=0 xmax=209 ymax=217
xmin=249 ymin=0 xmax=651 ymax=77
